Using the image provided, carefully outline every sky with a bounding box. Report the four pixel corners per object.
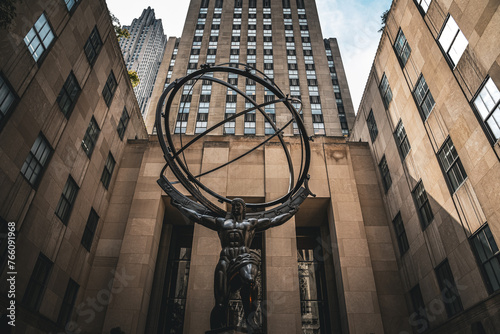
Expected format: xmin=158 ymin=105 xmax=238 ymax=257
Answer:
xmin=106 ymin=0 xmax=392 ymax=111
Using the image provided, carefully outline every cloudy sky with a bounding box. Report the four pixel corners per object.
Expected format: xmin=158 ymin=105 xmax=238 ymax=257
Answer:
xmin=106 ymin=0 xmax=392 ymax=111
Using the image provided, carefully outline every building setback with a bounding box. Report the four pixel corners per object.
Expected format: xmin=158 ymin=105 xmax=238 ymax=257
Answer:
xmin=0 ymin=0 xmax=498 ymax=334
xmin=351 ymin=0 xmax=500 ymax=333
xmin=119 ymin=7 xmax=166 ymax=117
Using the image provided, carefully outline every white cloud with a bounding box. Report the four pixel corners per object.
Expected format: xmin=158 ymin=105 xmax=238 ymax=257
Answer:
xmin=317 ymin=0 xmax=392 ymax=111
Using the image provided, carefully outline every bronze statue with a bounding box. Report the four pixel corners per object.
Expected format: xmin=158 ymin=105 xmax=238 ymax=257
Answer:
xmin=172 ymin=198 xmax=298 ymax=331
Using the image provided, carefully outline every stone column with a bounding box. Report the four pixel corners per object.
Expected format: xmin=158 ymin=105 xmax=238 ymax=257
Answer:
xmin=264 ymin=142 xmax=302 ymax=333
xmin=102 ymin=144 xmax=166 ymax=333
xmin=324 ymin=143 xmax=384 ymax=334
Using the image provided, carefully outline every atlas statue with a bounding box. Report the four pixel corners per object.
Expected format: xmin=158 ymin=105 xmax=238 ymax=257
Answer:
xmin=155 ymin=63 xmax=313 ymax=333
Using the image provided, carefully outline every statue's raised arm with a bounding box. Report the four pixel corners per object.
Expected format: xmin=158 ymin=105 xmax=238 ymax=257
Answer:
xmin=255 ymin=205 xmax=299 ymax=232
xmin=171 ymin=199 xmax=221 ymax=231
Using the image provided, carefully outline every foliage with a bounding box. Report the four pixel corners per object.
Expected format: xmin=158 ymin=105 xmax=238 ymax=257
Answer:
xmin=379 ymin=9 xmax=389 ymax=33
xmin=109 ymin=11 xmax=130 ymax=40
xmin=0 ymin=0 xmax=17 ymax=30
xmin=128 ymin=70 xmax=140 ymax=87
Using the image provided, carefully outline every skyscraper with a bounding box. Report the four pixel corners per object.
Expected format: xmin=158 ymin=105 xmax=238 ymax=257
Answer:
xmin=119 ymin=7 xmax=167 ymax=116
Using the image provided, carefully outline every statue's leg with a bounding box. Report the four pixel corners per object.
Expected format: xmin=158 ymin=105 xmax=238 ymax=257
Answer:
xmin=210 ymin=259 xmax=229 ymax=330
xmin=239 ymin=264 xmax=259 ymax=332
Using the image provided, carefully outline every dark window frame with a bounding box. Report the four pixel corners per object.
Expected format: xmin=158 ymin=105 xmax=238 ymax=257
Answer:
xmin=117 ymin=107 xmax=130 ymax=140
xmin=379 ymin=73 xmax=393 ymax=109
xmin=57 ymin=278 xmax=79 ymax=326
xmin=394 ymin=120 xmax=411 ymax=161
xmin=378 ymin=155 xmax=392 ymax=192
xmin=102 ymin=71 xmax=117 ymax=107
xmin=471 ymin=76 xmax=500 ymax=145
xmin=55 ymin=176 xmax=79 ymax=225
xmin=21 ymin=133 xmax=53 ymax=188
xmin=0 ymin=72 xmax=19 ymax=132
xmin=24 ymin=12 xmax=55 ymax=64
xmin=469 ymin=224 xmax=500 ymax=294
xmin=437 ymin=137 xmax=467 ymax=193
xmin=413 ymin=74 xmax=435 ymax=121
xmin=434 ymin=259 xmax=464 ymax=318
xmin=22 ymin=253 xmax=53 ymax=311
xmin=394 ymin=28 xmax=411 ymax=67
xmin=392 ymin=212 xmax=409 ymax=255
xmin=84 ymin=26 xmax=103 ymax=66
xmin=100 ymin=152 xmax=116 ymax=190
xmin=412 ymin=180 xmax=434 ymax=229
xmin=57 ymin=71 xmax=81 ymax=118
xmin=81 ymin=116 xmax=100 ymax=158
xmin=81 ymin=208 xmax=99 ymax=251
xmin=366 ymin=109 xmax=378 ymax=142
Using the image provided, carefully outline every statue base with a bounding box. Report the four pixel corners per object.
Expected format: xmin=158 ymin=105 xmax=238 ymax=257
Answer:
xmin=206 ymin=327 xmax=262 ymax=334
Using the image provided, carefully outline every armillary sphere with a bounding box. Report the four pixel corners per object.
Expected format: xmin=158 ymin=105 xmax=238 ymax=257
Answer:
xmin=155 ymin=63 xmax=314 ymax=218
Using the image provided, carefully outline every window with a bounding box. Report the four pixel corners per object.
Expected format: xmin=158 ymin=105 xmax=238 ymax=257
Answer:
xmin=393 ymin=212 xmax=409 ymax=255
xmin=435 ymin=260 xmax=463 ymax=317
xmin=21 ymin=134 xmax=52 ymax=187
xmin=24 ymin=13 xmax=54 ymax=62
xmin=378 ymin=156 xmax=392 ymax=192
xmin=23 ymin=253 xmax=53 ymax=311
xmin=438 ymin=138 xmax=466 ymax=192
xmin=409 ymin=285 xmax=429 ymax=333
xmin=64 ymin=0 xmax=79 ymax=11
xmin=55 ymin=176 xmax=79 ymax=224
xmin=470 ymin=224 xmax=500 ymax=293
xmin=57 ymin=279 xmax=79 ymax=326
xmin=438 ymin=15 xmax=468 ymax=68
xmin=84 ymin=27 xmax=102 ymax=66
xmin=81 ymin=208 xmax=99 ymax=251
xmin=297 ymin=228 xmax=332 ymax=333
xmin=394 ymin=120 xmax=411 ymax=160
xmin=366 ymin=110 xmax=378 ymax=142
xmin=101 ymin=153 xmax=116 ymax=190
xmin=102 ymin=71 xmax=117 ymax=107
xmin=415 ymin=0 xmax=431 ymax=13
xmin=412 ymin=181 xmax=433 ymax=229
xmin=473 ymin=77 xmax=500 ymax=142
xmin=57 ymin=72 xmax=81 ymax=118
xmin=379 ymin=73 xmax=393 ymax=108
xmin=117 ymin=107 xmax=130 ymax=140
xmin=81 ymin=117 xmax=100 ymax=157
xmin=0 ymin=72 xmax=18 ymax=130
xmin=414 ymin=74 xmax=435 ymax=120
xmin=394 ymin=29 xmax=411 ymax=67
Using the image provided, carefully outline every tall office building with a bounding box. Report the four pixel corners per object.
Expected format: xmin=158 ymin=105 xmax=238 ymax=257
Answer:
xmin=351 ymin=0 xmax=500 ymax=333
xmin=1 ymin=0 xmax=498 ymax=334
xmin=119 ymin=7 xmax=167 ymax=116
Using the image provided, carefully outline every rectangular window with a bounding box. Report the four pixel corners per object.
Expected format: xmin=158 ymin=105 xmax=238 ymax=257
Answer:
xmin=21 ymin=133 xmax=52 ymax=187
xmin=435 ymin=259 xmax=463 ymax=317
xmin=414 ymin=75 xmax=435 ymax=120
xmin=24 ymin=13 xmax=54 ymax=62
xmin=379 ymin=73 xmax=393 ymax=109
xmin=102 ymin=71 xmax=117 ymax=107
xmin=22 ymin=253 xmax=52 ymax=312
xmin=394 ymin=29 xmax=411 ymax=67
xmin=473 ymin=77 xmax=500 ymax=142
xmin=394 ymin=120 xmax=411 ymax=160
xmin=0 ymin=73 xmax=18 ymax=130
xmin=81 ymin=117 xmax=100 ymax=157
xmin=55 ymin=176 xmax=79 ymax=224
xmin=84 ymin=26 xmax=102 ymax=66
xmin=81 ymin=208 xmax=99 ymax=251
xmin=438 ymin=15 xmax=468 ymax=68
xmin=57 ymin=72 xmax=81 ymax=118
xmin=64 ymin=0 xmax=79 ymax=11
xmin=101 ymin=153 xmax=116 ymax=190
xmin=57 ymin=279 xmax=79 ymax=326
xmin=409 ymin=285 xmax=429 ymax=332
xmin=470 ymin=224 xmax=500 ymax=293
xmin=415 ymin=0 xmax=431 ymax=13
xmin=438 ymin=138 xmax=466 ymax=192
xmin=412 ymin=181 xmax=434 ymax=229
xmin=366 ymin=109 xmax=378 ymax=142
xmin=117 ymin=107 xmax=130 ymax=140
xmin=378 ymin=155 xmax=392 ymax=192
xmin=297 ymin=228 xmax=332 ymax=333
xmin=393 ymin=212 xmax=409 ymax=255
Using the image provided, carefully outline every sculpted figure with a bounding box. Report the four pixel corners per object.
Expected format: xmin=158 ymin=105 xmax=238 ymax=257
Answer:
xmin=172 ymin=198 xmax=298 ymax=332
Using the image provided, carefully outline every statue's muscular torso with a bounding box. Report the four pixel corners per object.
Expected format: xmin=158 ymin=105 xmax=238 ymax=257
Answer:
xmin=217 ymin=218 xmax=258 ymax=260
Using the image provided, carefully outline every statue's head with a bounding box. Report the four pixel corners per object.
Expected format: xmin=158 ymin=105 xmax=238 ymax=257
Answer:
xmin=231 ymin=198 xmax=246 ymax=220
